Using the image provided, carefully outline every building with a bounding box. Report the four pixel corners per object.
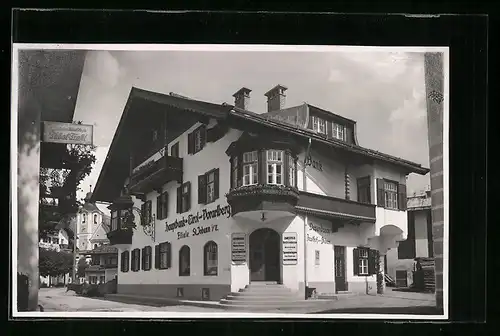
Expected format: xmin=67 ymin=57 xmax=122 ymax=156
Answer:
xmin=386 ymin=190 xmax=433 ymax=288
xmin=91 ymin=85 xmax=429 ymax=302
xmin=79 ymin=245 xmax=118 ymax=284
xmin=76 ymin=192 xmax=111 ymax=251
xmin=39 ymin=228 xmax=72 ymax=286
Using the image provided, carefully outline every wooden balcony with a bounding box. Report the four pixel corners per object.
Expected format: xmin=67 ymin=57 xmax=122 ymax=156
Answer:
xmin=106 ymin=228 xmax=133 ymax=246
xmin=128 ymin=155 xmax=183 ymax=194
xmin=296 ymin=191 xmax=376 ymax=222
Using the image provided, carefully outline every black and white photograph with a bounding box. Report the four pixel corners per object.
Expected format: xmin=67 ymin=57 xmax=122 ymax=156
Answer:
xmin=13 ymin=43 xmax=448 ymax=319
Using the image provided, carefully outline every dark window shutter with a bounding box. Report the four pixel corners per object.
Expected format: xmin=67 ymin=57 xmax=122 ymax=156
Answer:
xmin=120 ymin=252 xmax=124 ymax=272
xmin=155 ymin=245 xmax=160 ymax=269
xmin=366 ymin=177 xmax=372 ymax=203
xmin=198 ymin=174 xmax=207 ymax=204
xmin=214 ymin=169 xmax=220 ymax=200
xmin=237 ymin=153 xmax=244 ymax=187
xmin=166 ymin=242 xmax=172 ymax=269
xmin=131 ymin=250 xmax=135 ymax=271
xmin=326 ymin=120 xmax=332 ymax=138
xmin=187 ymin=132 xmax=194 ymax=154
xmin=140 ymin=203 xmax=145 ymax=225
xmin=368 ymin=249 xmax=377 ymax=275
xmin=229 ymin=158 xmax=234 ymax=188
xmin=308 ymin=115 xmax=313 ymax=130
xmin=376 ymin=178 xmax=385 ymax=207
xmin=176 ymin=186 xmax=182 ymax=213
xmin=156 ymin=195 xmax=162 ymax=219
xmin=163 ymin=192 xmax=169 ymax=218
xmin=353 ymin=248 xmax=359 ymax=276
xmin=398 ymin=183 xmax=407 ymax=210
xmin=147 ymin=246 xmax=152 ymax=270
xmin=141 ymin=248 xmax=145 ymax=270
xmin=200 ymin=125 xmax=207 ymax=148
xmin=148 ymin=201 xmax=152 ymax=221
xmin=185 ymin=182 xmax=191 ymax=211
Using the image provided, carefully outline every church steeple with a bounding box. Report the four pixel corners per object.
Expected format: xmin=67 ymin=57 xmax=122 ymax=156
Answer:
xmin=84 ymin=184 xmax=93 ymax=203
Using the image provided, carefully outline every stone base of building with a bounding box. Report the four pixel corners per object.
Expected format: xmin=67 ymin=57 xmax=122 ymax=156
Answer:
xmin=117 ymin=284 xmax=231 ymax=301
xmin=296 ymin=281 xmax=377 ymax=296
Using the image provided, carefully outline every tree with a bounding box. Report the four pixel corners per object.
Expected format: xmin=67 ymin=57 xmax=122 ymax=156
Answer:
xmin=77 ymin=257 xmax=89 ymax=278
xmin=39 ymin=248 xmax=74 ymax=278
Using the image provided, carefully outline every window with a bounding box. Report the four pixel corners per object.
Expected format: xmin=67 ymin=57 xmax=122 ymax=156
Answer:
xmin=111 ymin=210 xmax=119 ymax=231
xmin=332 ymin=122 xmax=345 ymax=141
xmin=94 ymin=214 xmax=98 ymax=224
xmin=179 ymin=245 xmax=190 ymax=276
xmin=243 ymin=151 xmax=259 ymax=186
xmin=358 ymin=248 xmax=369 ymax=275
xmin=289 ymin=155 xmax=296 ymax=188
xmin=267 ymin=150 xmax=284 ymax=185
xmin=357 ymin=176 xmax=371 ymax=204
xmin=315 ymin=250 xmax=320 ymax=266
xmin=384 ymin=181 xmax=399 ymax=210
xmin=353 ymin=248 xmax=377 ymax=276
xmin=198 ymin=169 xmax=220 ymax=204
xmin=177 ymin=182 xmax=191 ymax=213
xmin=152 ymin=130 xmax=158 ymax=142
xmin=170 ymin=142 xmax=179 ymax=158
xmin=231 ymin=156 xmax=239 ymax=188
xmin=156 ymin=192 xmax=169 ymax=220
xmin=82 ymin=213 xmax=86 ymax=223
xmin=93 ymin=244 xmax=97 ymax=249
xmin=311 ymin=116 xmax=326 ymax=134
xmin=106 ymin=255 xmax=118 ymax=266
xmin=156 ymin=242 xmax=172 ymax=269
xmin=203 ymin=241 xmax=218 ymax=276
xmin=99 ymin=276 xmax=106 ymax=284
xmin=90 ymin=276 xmax=97 ymax=284
xmin=188 ymin=125 xmax=207 ymax=154
xmin=142 ymin=246 xmax=152 ymax=271
xmin=131 ymin=249 xmax=141 ymax=272
xmin=141 ymin=200 xmax=152 ymax=225
xmin=91 ymin=255 xmax=100 ymax=265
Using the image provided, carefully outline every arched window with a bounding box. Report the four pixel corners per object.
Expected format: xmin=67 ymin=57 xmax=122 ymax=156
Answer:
xmin=179 ymin=245 xmax=190 ymax=276
xmin=93 ymin=244 xmax=97 ymax=249
xmin=94 ymin=214 xmax=98 ymax=224
xmin=82 ymin=213 xmax=86 ymax=223
xmin=203 ymin=241 xmax=218 ymax=276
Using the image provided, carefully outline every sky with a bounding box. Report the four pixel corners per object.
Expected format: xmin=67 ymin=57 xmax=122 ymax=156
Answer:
xmin=72 ymin=47 xmax=431 ymax=202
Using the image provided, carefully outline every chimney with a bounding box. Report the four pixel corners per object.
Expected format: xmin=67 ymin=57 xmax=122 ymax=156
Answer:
xmin=232 ymin=87 xmax=252 ymax=110
xmin=264 ymin=84 xmax=288 ymax=112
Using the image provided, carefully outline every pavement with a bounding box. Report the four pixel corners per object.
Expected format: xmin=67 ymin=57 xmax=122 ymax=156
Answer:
xmin=38 ymin=287 xmax=441 ymax=315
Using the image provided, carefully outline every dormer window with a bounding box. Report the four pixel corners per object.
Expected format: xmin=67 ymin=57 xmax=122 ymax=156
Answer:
xmin=312 ymin=116 xmax=326 ymax=134
xmin=332 ymin=122 xmax=346 ymax=141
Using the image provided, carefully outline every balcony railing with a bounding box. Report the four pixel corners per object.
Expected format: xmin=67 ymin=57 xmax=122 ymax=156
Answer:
xmin=128 ymin=155 xmax=183 ymax=194
xmin=296 ymin=191 xmax=376 ymax=222
xmin=106 ymin=228 xmax=133 ymax=246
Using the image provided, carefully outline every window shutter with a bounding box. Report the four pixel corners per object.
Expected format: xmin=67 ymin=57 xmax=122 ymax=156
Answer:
xmin=156 ymin=195 xmax=162 ymax=219
xmin=131 ymin=250 xmax=135 ymax=271
xmin=200 ymin=125 xmax=207 ymax=148
xmin=185 ymin=182 xmax=191 ymax=211
xmin=147 ymin=246 xmax=152 ymax=271
xmin=176 ymin=186 xmax=182 ymax=213
xmin=366 ymin=177 xmax=372 ymax=203
xmin=163 ymin=192 xmax=169 ymax=218
xmin=148 ymin=201 xmax=152 ymax=221
xmin=120 ymin=252 xmax=124 ymax=272
xmin=308 ymin=115 xmax=313 ymax=130
xmin=155 ymin=245 xmax=160 ymax=269
xmin=368 ymin=249 xmax=377 ymax=275
xmin=376 ymin=178 xmax=385 ymax=207
xmin=166 ymin=242 xmax=172 ymax=269
xmin=229 ymin=158 xmax=234 ymax=188
xmin=214 ymin=169 xmax=220 ymax=200
xmin=141 ymin=248 xmax=145 ymax=271
xmin=237 ymin=153 xmax=243 ymax=187
xmin=398 ymin=183 xmax=407 ymax=210
xmin=326 ymin=120 xmax=332 ymax=138
xmin=187 ymin=132 xmax=194 ymax=154
xmin=198 ymin=174 xmax=207 ymax=204
xmin=353 ymin=248 xmax=359 ymax=276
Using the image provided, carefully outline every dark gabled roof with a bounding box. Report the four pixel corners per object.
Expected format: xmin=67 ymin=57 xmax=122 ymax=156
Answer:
xmin=91 ymin=88 xmax=429 ymax=202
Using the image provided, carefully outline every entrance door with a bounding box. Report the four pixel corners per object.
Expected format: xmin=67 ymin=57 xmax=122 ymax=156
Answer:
xmin=334 ymin=245 xmax=347 ymax=292
xmin=249 ymin=228 xmax=280 ymax=282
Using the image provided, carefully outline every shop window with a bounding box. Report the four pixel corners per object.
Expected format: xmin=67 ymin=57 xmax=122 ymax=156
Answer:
xmin=243 ymin=151 xmax=259 ymax=186
xmin=177 ymin=182 xmax=191 ymax=213
xmin=131 ymin=248 xmax=141 ymax=272
xmin=198 ymin=169 xmax=220 ymax=204
xmin=142 ymin=246 xmax=152 ymax=271
xmin=156 ymin=242 xmax=172 ymax=269
xmin=267 ymin=150 xmax=284 ymax=185
xmin=203 ymin=241 xmax=218 ymax=276
xmin=179 ymin=245 xmax=190 ymax=276
xmin=188 ymin=125 xmax=207 ymax=155
xmin=156 ymin=191 xmax=169 ymax=220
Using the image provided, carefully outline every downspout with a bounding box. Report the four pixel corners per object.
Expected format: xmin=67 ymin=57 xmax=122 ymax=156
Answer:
xmin=302 ymin=138 xmax=311 ymax=299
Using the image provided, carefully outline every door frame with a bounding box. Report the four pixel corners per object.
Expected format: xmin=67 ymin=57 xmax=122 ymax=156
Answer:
xmin=248 ymin=228 xmax=282 ymax=283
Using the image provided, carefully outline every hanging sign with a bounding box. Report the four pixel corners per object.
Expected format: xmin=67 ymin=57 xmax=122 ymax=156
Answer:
xmin=42 ymin=121 xmax=93 ymax=145
xmin=282 ymin=232 xmax=298 ymax=265
xmin=231 ymin=233 xmax=246 ymax=263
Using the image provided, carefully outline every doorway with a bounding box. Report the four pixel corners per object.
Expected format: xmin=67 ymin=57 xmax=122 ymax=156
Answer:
xmin=334 ymin=245 xmax=347 ymax=292
xmin=249 ymin=228 xmax=280 ymax=282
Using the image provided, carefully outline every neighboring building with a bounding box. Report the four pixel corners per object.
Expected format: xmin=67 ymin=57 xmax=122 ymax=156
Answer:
xmin=76 ymin=192 xmax=111 ymax=251
xmin=39 ymin=228 xmax=72 ymax=286
xmin=79 ymin=245 xmax=118 ymax=284
xmin=386 ymin=190 xmax=433 ymax=287
xmin=91 ymin=85 xmax=429 ymax=302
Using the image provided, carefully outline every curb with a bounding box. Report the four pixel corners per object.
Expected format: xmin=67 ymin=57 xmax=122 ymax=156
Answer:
xmin=102 ymin=294 xmax=224 ymax=310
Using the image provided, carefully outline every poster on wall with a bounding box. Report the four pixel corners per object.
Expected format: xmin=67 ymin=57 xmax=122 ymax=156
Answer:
xmin=282 ymin=232 xmax=298 ymax=265
xmin=231 ymin=233 xmax=246 ymax=263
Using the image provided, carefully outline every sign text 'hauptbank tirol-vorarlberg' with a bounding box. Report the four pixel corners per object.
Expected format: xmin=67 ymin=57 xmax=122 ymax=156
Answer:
xmin=42 ymin=121 xmax=94 ymax=145
xmin=165 ymin=204 xmax=231 ymax=240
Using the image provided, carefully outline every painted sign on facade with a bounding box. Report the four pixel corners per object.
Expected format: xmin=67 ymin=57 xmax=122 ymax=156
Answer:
xmin=231 ymin=233 xmax=246 ymax=263
xmin=165 ymin=204 xmax=231 ymax=233
xmin=42 ymin=121 xmax=93 ymax=145
xmin=282 ymin=232 xmax=298 ymax=265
